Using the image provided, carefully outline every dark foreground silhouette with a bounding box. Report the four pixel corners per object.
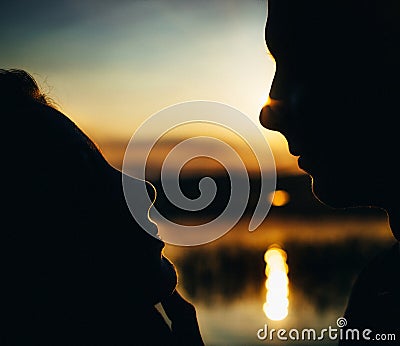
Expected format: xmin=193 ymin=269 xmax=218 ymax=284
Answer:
xmin=0 ymin=69 xmax=204 ymax=346
xmin=260 ymin=0 xmax=400 ymax=344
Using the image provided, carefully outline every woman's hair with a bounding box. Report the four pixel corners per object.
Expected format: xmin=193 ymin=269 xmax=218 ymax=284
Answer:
xmin=1 ymin=68 xmax=107 ymax=164
xmin=0 ymin=68 xmax=52 ymax=105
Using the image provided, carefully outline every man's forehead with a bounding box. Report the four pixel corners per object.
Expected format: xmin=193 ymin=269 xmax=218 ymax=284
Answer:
xmin=266 ymin=0 xmax=372 ymax=49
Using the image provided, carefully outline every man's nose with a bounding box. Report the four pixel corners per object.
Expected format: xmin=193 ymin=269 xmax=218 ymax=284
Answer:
xmin=259 ymin=97 xmax=288 ymax=132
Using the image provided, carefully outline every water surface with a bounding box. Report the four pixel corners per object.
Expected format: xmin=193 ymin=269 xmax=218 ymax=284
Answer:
xmin=162 ymin=213 xmax=395 ymax=346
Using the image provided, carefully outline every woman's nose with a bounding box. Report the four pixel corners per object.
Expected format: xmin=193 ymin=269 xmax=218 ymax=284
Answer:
xmin=259 ymin=97 xmax=288 ymax=132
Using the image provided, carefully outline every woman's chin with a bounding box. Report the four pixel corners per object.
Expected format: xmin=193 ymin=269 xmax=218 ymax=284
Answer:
xmin=156 ymin=256 xmax=178 ymax=303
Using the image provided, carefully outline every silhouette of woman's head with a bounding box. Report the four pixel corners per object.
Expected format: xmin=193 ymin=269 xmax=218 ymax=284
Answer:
xmin=0 ymin=68 xmax=177 ymax=343
xmin=260 ymin=0 xmax=400 ymax=220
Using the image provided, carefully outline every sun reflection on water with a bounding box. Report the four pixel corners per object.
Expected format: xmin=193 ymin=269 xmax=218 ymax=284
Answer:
xmin=263 ymin=244 xmax=289 ymax=321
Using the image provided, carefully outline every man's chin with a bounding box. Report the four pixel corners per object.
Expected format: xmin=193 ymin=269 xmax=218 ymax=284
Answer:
xmin=310 ymin=177 xmax=357 ymax=210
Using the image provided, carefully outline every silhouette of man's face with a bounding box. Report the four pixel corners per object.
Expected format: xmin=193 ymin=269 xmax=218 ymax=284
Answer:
xmin=260 ymin=0 xmax=396 ymax=209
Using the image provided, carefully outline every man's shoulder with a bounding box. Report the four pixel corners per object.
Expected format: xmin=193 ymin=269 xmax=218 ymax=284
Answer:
xmin=343 ymin=241 xmax=400 ymax=330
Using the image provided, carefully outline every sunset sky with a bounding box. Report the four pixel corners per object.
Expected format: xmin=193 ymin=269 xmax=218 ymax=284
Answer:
xmin=1 ymin=0 xmax=302 ymax=175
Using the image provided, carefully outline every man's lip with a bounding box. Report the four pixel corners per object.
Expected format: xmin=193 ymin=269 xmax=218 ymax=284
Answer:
xmin=297 ymin=156 xmax=311 ymax=173
xmin=289 ymin=147 xmax=301 ymax=156
xmin=287 ymin=143 xmax=301 ymax=157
